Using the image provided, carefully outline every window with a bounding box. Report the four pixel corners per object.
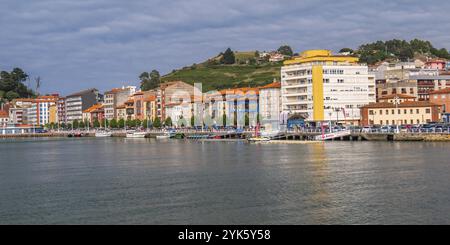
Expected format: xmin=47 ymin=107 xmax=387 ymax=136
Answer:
xmin=379 ymin=110 xmax=383 ymax=115
xmin=386 ymin=110 xmax=389 ymax=115
xmin=369 ymin=110 xmax=374 ymax=115
xmin=410 ymin=109 xmax=413 ymax=114
xmin=398 ymin=109 xmax=401 ymax=114
xmin=404 ymin=109 xmax=407 ymax=114
xmin=416 ymin=109 xmax=420 ymax=114
xmin=392 ymin=109 xmax=395 ymax=114
xmin=426 ymin=108 xmax=431 ymax=114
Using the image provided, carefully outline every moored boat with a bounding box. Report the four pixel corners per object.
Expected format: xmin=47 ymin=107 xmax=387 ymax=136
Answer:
xmin=95 ymin=131 xmax=112 ymax=137
xmin=126 ymin=131 xmax=147 ymax=138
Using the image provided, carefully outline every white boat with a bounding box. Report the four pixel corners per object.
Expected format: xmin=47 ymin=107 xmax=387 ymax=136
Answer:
xmin=156 ymin=135 xmax=170 ymax=139
xmin=247 ymin=137 xmax=271 ymax=142
xmin=95 ymin=131 xmax=112 ymax=137
xmin=126 ymin=131 xmax=147 ymax=138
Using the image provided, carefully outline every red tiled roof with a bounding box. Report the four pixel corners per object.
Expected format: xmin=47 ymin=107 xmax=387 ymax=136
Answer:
xmin=83 ymin=104 xmax=103 ymax=113
xmin=361 ymin=101 xmax=440 ymax=109
xmin=260 ymin=82 xmax=281 ymax=89
xmin=379 ymin=94 xmax=416 ymax=99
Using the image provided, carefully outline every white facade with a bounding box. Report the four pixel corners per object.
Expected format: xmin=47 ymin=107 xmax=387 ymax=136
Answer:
xmin=259 ymin=87 xmax=281 ymax=129
xmin=281 ymin=64 xmax=376 ymax=123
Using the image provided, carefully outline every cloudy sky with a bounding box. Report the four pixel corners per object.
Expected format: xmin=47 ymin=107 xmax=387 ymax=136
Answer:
xmin=1 ymin=0 xmax=449 ymax=94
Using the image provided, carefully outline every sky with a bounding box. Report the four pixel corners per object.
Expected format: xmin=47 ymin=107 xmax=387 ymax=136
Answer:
xmin=1 ymin=0 xmax=450 ymax=95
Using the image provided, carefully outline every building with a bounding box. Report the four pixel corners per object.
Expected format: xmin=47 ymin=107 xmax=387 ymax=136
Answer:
xmin=160 ymin=81 xmax=202 ymax=120
xmin=219 ymin=87 xmax=259 ymax=127
xmin=409 ymin=75 xmax=450 ymax=101
xmin=0 ymin=110 xmax=9 ymax=126
xmin=13 ymin=95 xmax=59 ymax=126
xmin=57 ymin=97 xmax=66 ymax=124
xmin=281 ymin=49 xmax=376 ymax=125
xmin=425 ymin=59 xmax=447 ymax=70
xmin=65 ymin=89 xmax=101 ymax=123
xmin=116 ymin=104 xmax=126 ymax=120
xmin=124 ymin=99 xmax=135 ymax=120
xmin=430 ymin=88 xmax=450 ymax=114
xmin=82 ymin=104 xmax=104 ymax=125
xmin=378 ymin=94 xmax=417 ymax=103
xmin=103 ymin=86 xmax=136 ymax=120
xmin=360 ymin=101 xmax=441 ymax=126
xmin=258 ymin=81 xmax=281 ymax=130
xmin=8 ymin=107 xmax=26 ymax=124
xmin=143 ymin=95 xmax=157 ymax=122
xmin=376 ymin=79 xmax=418 ymax=101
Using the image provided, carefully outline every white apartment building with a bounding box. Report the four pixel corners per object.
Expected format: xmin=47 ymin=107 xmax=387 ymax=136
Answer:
xmin=104 ymin=86 xmax=136 ymax=120
xmin=258 ymin=81 xmax=281 ymax=130
xmin=281 ymin=50 xmax=376 ymax=125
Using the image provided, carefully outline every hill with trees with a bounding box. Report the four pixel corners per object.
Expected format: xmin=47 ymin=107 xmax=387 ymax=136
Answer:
xmin=159 ymin=47 xmax=287 ymax=92
xmin=341 ymin=39 xmax=450 ymax=64
xmin=0 ymin=68 xmax=35 ymax=105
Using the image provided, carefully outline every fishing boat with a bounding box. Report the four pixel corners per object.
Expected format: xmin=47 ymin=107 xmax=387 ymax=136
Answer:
xmin=95 ymin=131 xmax=112 ymax=137
xmin=126 ymin=131 xmax=147 ymax=138
xmin=156 ymin=130 xmax=175 ymax=139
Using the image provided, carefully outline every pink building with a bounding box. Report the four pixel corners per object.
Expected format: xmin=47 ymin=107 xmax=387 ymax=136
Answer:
xmin=426 ymin=59 xmax=447 ymax=70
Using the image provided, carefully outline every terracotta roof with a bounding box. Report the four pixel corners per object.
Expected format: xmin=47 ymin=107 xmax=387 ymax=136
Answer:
xmin=361 ymin=101 xmax=440 ymax=109
xmin=133 ymin=92 xmax=144 ymax=96
xmin=116 ymin=104 xmax=126 ymax=109
xmin=379 ymin=94 xmax=416 ymax=99
xmin=83 ymin=104 xmax=103 ymax=113
xmin=144 ymin=95 xmax=156 ymax=102
xmin=124 ymin=99 xmax=134 ymax=104
xmin=429 ymin=88 xmax=450 ymax=95
xmin=219 ymin=87 xmax=259 ymax=95
xmin=260 ymin=82 xmax=281 ymax=89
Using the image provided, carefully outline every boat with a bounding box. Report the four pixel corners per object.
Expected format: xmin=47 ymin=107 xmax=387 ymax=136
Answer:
xmin=156 ymin=135 xmax=170 ymax=139
xmin=95 ymin=131 xmax=112 ymax=137
xmin=247 ymin=123 xmax=271 ymax=142
xmin=126 ymin=131 xmax=147 ymax=138
xmin=247 ymin=136 xmax=271 ymax=142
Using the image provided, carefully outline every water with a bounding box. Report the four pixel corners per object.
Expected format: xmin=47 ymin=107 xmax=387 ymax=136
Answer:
xmin=0 ymin=138 xmax=449 ymax=224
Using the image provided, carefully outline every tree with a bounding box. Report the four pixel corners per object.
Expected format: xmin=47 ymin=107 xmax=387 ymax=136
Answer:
xmin=142 ymin=119 xmax=148 ymax=129
xmin=93 ymin=119 xmax=100 ymax=128
xmin=245 ymin=114 xmax=250 ymax=127
xmin=277 ymin=45 xmax=293 ymax=56
xmin=79 ymin=121 xmax=85 ymax=129
xmin=140 ymin=70 xmax=161 ymax=91
xmin=73 ymin=120 xmax=79 ymax=129
xmin=339 ymin=48 xmax=354 ymax=54
xmin=0 ymin=68 xmax=34 ymax=101
xmin=221 ymin=48 xmax=235 ymax=64
xmin=118 ymin=118 xmax=125 ymax=128
xmin=164 ymin=117 xmax=172 ymax=127
xmin=110 ymin=119 xmax=118 ymax=128
xmin=222 ymin=113 xmax=227 ymax=127
xmin=5 ymin=91 xmax=19 ymax=101
xmin=153 ymin=117 xmax=162 ymax=128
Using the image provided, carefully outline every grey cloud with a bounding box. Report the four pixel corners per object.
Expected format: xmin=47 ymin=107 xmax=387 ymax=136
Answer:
xmin=0 ymin=0 xmax=449 ymax=94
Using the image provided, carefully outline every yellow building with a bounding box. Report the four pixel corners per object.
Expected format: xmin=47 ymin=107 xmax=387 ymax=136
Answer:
xmin=49 ymin=104 xmax=58 ymax=124
xmin=281 ymin=50 xmax=376 ymax=125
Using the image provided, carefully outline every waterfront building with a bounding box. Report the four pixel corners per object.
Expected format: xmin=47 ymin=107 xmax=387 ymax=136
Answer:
xmin=57 ymin=97 xmax=66 ymax=124
xmin=160 ymin=81 xmax=201 ymax=120
xmin=65 ymin=89 xmax=101 ymax=123
xmin=258 ymin=81 xmax=281 ymax=130
xmin=0 ymin=110 xmax=9 ymax=126
xmin=360 ymin=101 xmax=441 ymax=126
xmin=124 ymin=99 xmax=135 ymax=120
xmin=218 ymin=87 xmax=259 ymax=127
xmin=115 ymin=104 xmax=126 ymax=120
xmin=165 ymin=102 xmax=192 ymax=127
xmin=430 ymin=88 xmax=450 ymax=114
xmin=133 ymin=92 xmax=145 ymax=121
xmin=408 ymin=75 xmax=450 ymax=101
xmin=378 ymin=94 xmax=417 ymax=103
xmin=281 ymin=49 xmax=376 ymax=125
xmin=103 ymin=86 xmax=136 ymax=120
xmin=8 ymin=107 xmax=26 ymax=124
xmin=16 ymin=95 xmax=59 ymax=126
xmin=82 ymin=104 xmax=104 ymax=125
xmin=143 ymin=95 xmax=157 ymax=122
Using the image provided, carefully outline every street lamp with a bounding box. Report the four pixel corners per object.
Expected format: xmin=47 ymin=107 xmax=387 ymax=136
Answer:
xmin=393 ymin=95 xmax=400 ymax=134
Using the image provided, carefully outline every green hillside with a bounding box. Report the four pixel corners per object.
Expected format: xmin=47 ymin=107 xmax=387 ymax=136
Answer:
xmin=161 ymin=61 xmax=282 ymax=92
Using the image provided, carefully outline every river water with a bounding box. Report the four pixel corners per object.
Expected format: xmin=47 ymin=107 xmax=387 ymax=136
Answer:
xmin=0 ymin=138 xmax=449 ymax=224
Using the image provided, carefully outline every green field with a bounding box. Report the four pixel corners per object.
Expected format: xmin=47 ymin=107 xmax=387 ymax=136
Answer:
xmin=161 ymin=62 xmax=282 ymax=92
